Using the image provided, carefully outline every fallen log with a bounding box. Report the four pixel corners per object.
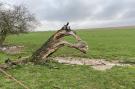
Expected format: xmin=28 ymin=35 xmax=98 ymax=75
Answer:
xmin=31 ymin=22 xmax=88 ymax=63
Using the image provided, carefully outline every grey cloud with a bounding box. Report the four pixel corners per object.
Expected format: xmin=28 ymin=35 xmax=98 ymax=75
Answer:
xmin=1 ymin=0 xmax=135 ymax=30
xmin=29 ymin=0 xmax=94 ymax=21
xmin=92 ymin=0 xmax=135 ymax=20
xmin=26 ymin=0 xmax=135 ymax=22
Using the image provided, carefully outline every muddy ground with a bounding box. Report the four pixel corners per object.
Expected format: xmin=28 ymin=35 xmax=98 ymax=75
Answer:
xmin=0 ymin=45 xmax=24 ymax=54
xmin=52 ymin=57 xmax=134 ymax=71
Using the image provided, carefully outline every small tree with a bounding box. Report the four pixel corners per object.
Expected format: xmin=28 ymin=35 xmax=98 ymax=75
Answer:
xmin=0 ymin=3 xmax=37 ymax=46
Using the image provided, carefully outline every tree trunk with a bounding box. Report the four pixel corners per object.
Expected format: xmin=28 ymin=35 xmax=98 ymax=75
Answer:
xmin=31 ymin=36 xmax=60 ymax=63
xmin=0 ymin=34 xmax=6 ymax=46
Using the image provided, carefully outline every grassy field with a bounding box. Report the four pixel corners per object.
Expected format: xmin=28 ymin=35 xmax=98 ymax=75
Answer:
xmin=0 ymin=28 xmax=135 ymax=89
xmin=1 ymin=28 xmax=135 ymax=62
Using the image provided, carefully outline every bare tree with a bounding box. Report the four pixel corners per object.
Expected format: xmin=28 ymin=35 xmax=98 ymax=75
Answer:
xmin=0 ymin=3 xmax=37 ymax=46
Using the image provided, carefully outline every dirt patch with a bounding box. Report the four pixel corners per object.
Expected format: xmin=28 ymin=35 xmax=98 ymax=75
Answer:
xmin=0 ymin=45 xmax=24 ymax=54
xmin=52 ymin=57 xmax=134 ymax=71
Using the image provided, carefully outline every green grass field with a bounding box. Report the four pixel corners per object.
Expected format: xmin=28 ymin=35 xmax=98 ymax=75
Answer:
xmin=0 ymin=28 xmax=135 ymax=89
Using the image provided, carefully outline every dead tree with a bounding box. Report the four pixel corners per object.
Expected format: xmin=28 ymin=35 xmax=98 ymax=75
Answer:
xmin=31 ymin=22 xmax=88 ymax=63
xmin=0 ymin=22 xmax=88 ymax=69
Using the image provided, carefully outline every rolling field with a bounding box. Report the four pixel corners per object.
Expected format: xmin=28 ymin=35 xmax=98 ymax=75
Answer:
xmin=0 ymin=28 xmax=135 ymax=89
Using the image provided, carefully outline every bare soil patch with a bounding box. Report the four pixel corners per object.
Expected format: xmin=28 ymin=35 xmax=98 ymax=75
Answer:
xmin=0 ymin=45 xmax=24 ymax=54
xmin=52 ymin=57 xmax=134 ymax=71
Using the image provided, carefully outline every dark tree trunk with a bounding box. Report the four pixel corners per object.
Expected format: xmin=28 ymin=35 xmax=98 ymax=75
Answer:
xmin=31 ymin=35 xmax=59 ymax=63
xmin=0 ymin=34 xmax=6 ymax=46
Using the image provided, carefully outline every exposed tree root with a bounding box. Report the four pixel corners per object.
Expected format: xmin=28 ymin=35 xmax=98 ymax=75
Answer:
xmin=0 ymin=56 xmax=30 ymax=69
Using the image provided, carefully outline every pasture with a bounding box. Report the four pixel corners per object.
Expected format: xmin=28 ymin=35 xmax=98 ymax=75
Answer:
xmin=0 ymin=28 xmax=135 ymax=89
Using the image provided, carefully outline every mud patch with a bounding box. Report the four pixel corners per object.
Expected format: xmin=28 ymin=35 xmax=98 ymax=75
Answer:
xmin=52 ymin=57 xmax=134 ymax=71
xmin=0 ymin=45 xmax=24 ymax=54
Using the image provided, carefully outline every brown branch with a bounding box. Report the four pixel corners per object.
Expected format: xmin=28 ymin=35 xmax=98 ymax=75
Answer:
xmin=0 ymin=68 xmax=30 ymax=89
xmin=0 ymin=56 xmax=30 ymax=69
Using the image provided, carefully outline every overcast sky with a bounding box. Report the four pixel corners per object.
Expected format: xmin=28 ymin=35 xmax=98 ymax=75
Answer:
xmin=1 ymin=0 xmax=135 ymax=31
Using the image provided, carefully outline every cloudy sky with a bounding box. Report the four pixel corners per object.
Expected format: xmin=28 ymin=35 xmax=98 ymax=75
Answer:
xmin=1 ymin=0 xmax=135 ymax=31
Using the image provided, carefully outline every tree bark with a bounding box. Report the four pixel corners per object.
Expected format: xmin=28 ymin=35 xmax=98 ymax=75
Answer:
xmin=0 ymin=29 xmax=7 ymax=46
xmin=0 ymin=34 xmax=6 ymax=46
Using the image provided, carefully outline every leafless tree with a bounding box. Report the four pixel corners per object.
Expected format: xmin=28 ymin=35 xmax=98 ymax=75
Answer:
xmin=0 ymin=3 xmax=37 ymax=46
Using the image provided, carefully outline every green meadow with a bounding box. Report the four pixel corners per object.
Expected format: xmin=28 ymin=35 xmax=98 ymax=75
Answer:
xmin=0 ymin=28 xmax=135 ymax=89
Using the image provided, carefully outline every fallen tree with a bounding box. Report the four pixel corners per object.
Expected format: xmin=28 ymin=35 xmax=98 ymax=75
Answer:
xmin=0 ymin=22 xmax=88 ymax=69
xmin=31 ymin=22 xmax=88 ymax=63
